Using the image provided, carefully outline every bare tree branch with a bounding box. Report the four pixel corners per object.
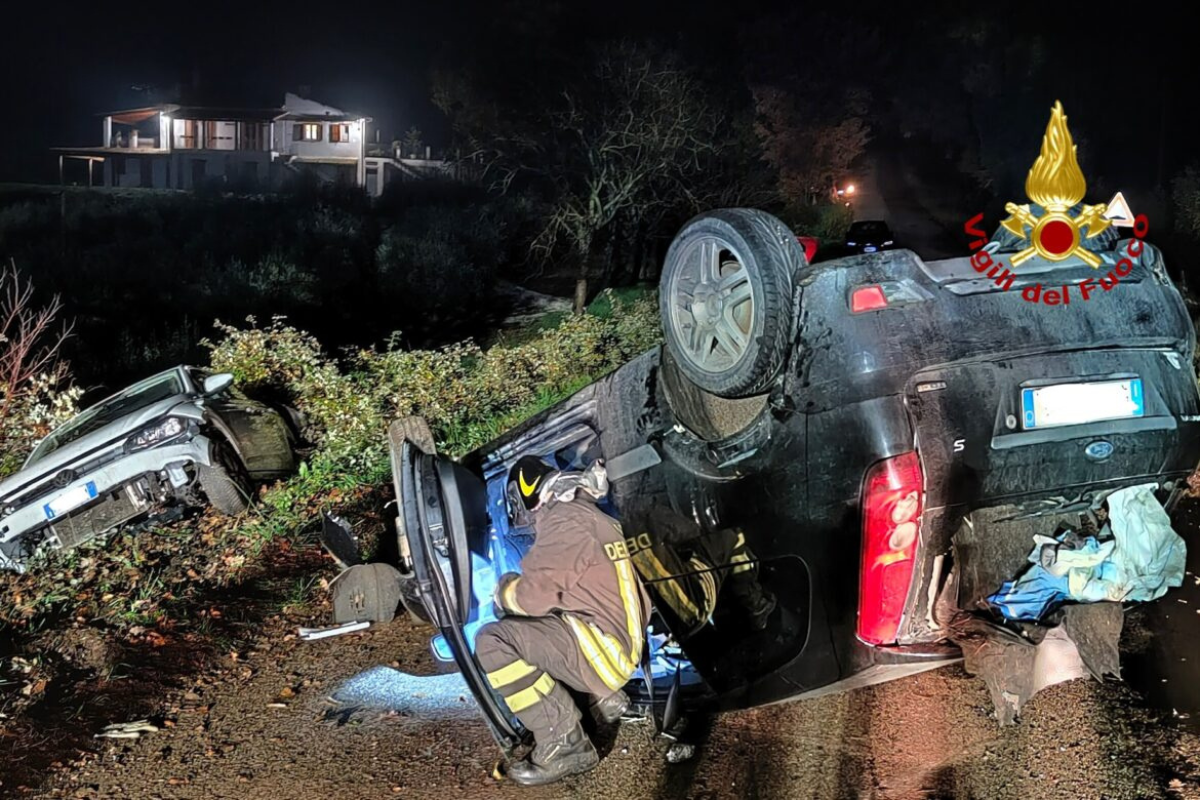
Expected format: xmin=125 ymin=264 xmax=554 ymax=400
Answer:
xmin=0 ymin=261 xmax=74 ymax=424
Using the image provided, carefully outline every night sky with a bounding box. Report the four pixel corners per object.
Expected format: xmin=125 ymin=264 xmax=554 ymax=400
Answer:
xmin=0 ymin=1 xmax=1193 ymax=191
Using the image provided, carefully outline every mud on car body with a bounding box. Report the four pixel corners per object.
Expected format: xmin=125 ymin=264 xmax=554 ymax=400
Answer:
xmin=0 ymin=366 xmax=299 ymax=571
xmin=388 ymin=208 xmax=1200 ymax=753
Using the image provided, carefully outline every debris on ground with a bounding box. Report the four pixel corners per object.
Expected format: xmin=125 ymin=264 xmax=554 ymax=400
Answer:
xmin=298 ymin=621 xmax=370 ymax=641
xmin=988 ymin=484 xmax=1186 ymax=621
xmin=330 ymin=563 xmax=403 ymax=624
xmin=95 ymin=720 xmax=158 ymax=739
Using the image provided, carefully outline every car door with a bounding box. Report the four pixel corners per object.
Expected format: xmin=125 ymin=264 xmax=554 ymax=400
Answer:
xmin=390 ymin=403 xmax=618 ymax=753
xmin=390 ymin=419 xmax=523 ymax=752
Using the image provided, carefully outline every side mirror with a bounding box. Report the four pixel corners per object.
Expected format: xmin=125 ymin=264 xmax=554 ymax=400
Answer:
xmin=202 ymin=373 xmax=234 ymax=396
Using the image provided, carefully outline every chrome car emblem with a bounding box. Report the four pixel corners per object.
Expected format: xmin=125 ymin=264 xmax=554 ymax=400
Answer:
xmin=53 ymin=469 xmax=76 ymax=488
xmin=1084 ymin=441 xmax=1114 ymax=462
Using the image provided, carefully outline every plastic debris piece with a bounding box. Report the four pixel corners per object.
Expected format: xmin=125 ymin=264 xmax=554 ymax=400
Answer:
xmin=666 ymin=742 xmax=696 ymax=764
xmin=96 ymin=720 xmax=159 ymax=739
xmin=298 ymin=621 xmax=370 ymax=641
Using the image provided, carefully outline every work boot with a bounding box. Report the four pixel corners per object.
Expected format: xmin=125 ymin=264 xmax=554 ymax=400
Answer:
xmin=507 ymin=722 xmax=599 ymax=787
xmin=589 ymin=689 xmax=629 ymax=724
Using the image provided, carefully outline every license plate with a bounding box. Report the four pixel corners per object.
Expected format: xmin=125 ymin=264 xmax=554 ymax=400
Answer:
xmin=44 ymin=481 xmax=98 ymax=520
xmin=1021 ymin=379 xmax=1144 ymax=430
xmin=864 ymin=246 xmax=877 ymax=253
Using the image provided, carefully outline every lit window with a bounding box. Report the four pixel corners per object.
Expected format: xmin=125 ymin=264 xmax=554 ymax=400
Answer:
xmin=298 ymin=123 xmax=322 ymax=142
xmin=330 ymin=124 xmax=350 ymax=143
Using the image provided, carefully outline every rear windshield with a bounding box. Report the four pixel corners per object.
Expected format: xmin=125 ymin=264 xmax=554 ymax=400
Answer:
xmin=849 ymin=221 xmax=888 ymax=235
xmin=27 ymin=371 xmax=186 ymax=464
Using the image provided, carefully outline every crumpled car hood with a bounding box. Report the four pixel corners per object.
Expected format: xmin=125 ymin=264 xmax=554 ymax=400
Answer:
xmin=0 ymin=395 xmax=201 ymax=502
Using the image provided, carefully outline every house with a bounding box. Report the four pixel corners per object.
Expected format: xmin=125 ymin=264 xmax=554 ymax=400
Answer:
xmin=54 ymin=93 xmax=449 ymax=196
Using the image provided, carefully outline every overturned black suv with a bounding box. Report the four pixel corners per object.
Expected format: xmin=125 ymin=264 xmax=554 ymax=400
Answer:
xmin=389 ymin=208 xmax=1200 ymax=752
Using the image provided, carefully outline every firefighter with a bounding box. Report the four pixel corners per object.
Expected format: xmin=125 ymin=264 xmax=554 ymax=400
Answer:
xmin=630 ymin=504 xmax=776 ymax=638
xmin=475 ymin=456 xmax=650 ymax=787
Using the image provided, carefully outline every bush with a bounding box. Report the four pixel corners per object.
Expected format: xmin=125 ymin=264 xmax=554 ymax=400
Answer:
xmin=0 ymin=373 xmax=82 ymax=478
xmin=0 ymin=267 xmax=80 ymax=478
xmin=375 ymin=205 xmax=501 ymax=320
xmin=0 ymin=187 xmax=545 ymax=388
xmin=205 ymin=289 xmax=660 ymax=476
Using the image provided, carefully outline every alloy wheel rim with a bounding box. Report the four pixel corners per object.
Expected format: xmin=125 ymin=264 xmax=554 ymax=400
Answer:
xmin=668 ymin=236 xmax=755 ymax=373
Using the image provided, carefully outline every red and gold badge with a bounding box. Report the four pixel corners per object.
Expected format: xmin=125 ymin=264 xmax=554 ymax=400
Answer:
xmin=1000 ymin=101 xmax=1110 ymax=268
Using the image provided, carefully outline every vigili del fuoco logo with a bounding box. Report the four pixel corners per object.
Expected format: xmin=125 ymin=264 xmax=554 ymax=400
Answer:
xmin=963 ymin=101 xmax=1148 ymax=305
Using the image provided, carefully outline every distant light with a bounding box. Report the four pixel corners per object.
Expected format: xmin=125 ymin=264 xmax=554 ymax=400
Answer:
xmin=846 ymin=184 xmax=857 ymax=195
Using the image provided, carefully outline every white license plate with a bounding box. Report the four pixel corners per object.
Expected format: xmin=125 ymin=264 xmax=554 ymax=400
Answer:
xmin=44 ymin=481 xmax=98 ymax=520
xmin=1021 ymin=379 xmax=1144 ymax=430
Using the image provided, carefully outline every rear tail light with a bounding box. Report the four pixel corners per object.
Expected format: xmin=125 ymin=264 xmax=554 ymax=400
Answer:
xmin=851 ymin=285 xmax=889 ymax=312
xmin=858 ymin=451 xmax=924 ymax=645
xmin=849 ymin=281 xmax=930 ymax=314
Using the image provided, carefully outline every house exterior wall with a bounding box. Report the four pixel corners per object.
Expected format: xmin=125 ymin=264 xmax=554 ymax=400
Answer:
xmin=152 ymin=158 xmax=168 ymax=188
xmin=290 ymin=161 xmax=358 ymax=185
xmin=207 ymin=121 xmax=237 ymax=151
xmin=277 ymin=120 xmax=363 ymax=160
xmin=168 ymin=151 xmax=273 ymax=189
xmin=66 ymin=96 xmax=377 ymax=193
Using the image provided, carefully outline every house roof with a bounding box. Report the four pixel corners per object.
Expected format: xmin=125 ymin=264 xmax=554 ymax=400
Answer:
xmin=277 ymin=92 xmax=368 ymax=122
xmin=274 ymin=111 xmax=365 ymax=122
xmin=104 ymin=106 xmax=168 ymax=124
xmin=97 ymin=94 xmax=370 ymax=125
xmin=171 ymin=106 xmax=282 ymax=122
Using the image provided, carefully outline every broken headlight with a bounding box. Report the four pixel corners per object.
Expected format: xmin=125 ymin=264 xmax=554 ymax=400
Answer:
xmin=124 ymin=417 xmax=189 ymax=453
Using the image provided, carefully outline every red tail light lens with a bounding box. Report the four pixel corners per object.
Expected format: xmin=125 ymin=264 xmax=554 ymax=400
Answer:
xmin=858 ymin=451 xmax=924 ymax=645
xmin=851 ymin=285 xmax=889 ymax=313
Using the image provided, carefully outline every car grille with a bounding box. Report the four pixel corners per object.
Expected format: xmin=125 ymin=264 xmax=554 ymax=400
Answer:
xmin=45 ymin=486 xmax=148 ymax=551
xmin=8 ymin=448 xmax=126 ymax=510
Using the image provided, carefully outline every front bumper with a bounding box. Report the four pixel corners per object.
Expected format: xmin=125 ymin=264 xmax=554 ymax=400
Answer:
xmin=0 ymin=435 xmax=214 ymax=570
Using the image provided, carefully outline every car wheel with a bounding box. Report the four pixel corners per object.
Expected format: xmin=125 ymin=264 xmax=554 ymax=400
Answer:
xmin=661 ymin=348 xmax=768 ymax=441
xmin=198 ymin=441 xmax=252 ymax=516
xmin=660 ymin=209 xmax=802 ymax=398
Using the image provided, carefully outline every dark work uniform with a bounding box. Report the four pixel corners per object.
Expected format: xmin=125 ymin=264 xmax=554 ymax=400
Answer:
xmin=475 ymin=497 xmax=651 ymax=740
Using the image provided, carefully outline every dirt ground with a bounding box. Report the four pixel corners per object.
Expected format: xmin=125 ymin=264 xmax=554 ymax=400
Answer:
xmin=5 ymin=608 xmax=1197 ymax=800
xmin=7 ymin=501 xmax=1200 ymax=800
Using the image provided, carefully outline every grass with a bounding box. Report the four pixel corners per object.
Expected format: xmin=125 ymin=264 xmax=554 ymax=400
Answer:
xmin=587 ymin=285 xmax=655 ymax=319
xmin=280 ymin=574 xmax=320 ymax=615
xmin=439 ymin=371 xmax=603 ymax=456
xmin=487 ymin=284 xmax=655 ymax=349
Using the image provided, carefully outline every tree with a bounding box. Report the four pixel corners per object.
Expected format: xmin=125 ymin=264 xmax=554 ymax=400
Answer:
xmin=753 ymin=86 xmax=871 ymax=210
xmin=461 ymin=43 xmax=723 ymax=311
xmin=403 ymin=126 xmax=424 ymax=159
xmin=0 ymin=263 xmax=72 ymax=429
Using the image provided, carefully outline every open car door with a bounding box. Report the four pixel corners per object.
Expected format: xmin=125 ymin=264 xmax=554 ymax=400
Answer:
xmin=389 ymin=419 xmax=523 ymax=752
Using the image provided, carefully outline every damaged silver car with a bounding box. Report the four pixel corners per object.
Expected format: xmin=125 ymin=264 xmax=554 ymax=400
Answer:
xmin=0 ymin=366 xmax=300 ymax=571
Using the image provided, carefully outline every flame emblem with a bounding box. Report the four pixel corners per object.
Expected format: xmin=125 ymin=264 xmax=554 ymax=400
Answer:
xmin=1000 ymin=101 xmax=1109 ymax=267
